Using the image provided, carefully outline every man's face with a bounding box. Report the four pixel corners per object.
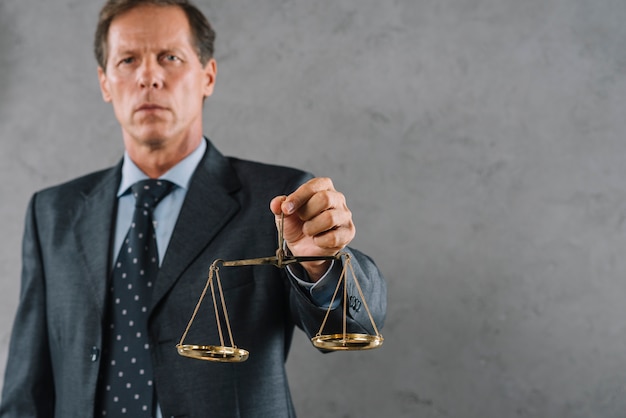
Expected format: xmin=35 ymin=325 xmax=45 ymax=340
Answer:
xmin=98 ymin=4 xmax=216 ymax=151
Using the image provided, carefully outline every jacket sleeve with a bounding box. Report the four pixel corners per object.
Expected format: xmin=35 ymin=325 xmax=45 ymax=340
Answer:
xmin=0 ymin=194 xmax=55 ymax=417
xmin=286 ymin=246 xmax=387 ymax=343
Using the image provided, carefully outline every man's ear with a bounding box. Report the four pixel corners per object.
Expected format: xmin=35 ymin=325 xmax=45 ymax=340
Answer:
xmin=98 ymin=66 xmax=112 ymax=103
xmin=202 ymin=58 xmax=217 ymax=98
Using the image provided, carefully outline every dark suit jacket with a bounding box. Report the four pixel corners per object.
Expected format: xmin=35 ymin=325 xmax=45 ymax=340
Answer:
xmin=0 ymin=140 xmax=386 ymax=418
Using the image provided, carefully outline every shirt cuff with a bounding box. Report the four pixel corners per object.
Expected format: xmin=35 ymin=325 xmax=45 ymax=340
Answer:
xmin=286 ymin=260 xmax=342 ymax=309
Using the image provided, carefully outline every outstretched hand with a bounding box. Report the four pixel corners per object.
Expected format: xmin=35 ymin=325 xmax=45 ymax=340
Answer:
xmin=269 ymin=177 xmax=355 ymax=281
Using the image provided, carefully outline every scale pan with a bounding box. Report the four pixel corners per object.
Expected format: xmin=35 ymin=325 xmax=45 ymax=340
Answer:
xmin=176 ymin=344 xmax=249 ymax=362
xmin=311 ymin=333 xmax=384 ymax=350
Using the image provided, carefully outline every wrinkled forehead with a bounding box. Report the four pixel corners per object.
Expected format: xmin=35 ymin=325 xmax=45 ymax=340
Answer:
xmin=106 ymin=5 xmax=194 ymax=55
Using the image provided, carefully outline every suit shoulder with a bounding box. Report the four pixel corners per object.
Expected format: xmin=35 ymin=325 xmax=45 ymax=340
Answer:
xmin=33 ymin=165 xmax=119 ymax=206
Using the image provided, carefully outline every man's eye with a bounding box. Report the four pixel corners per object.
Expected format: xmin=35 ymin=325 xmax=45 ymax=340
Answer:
xmin=164 ymin=55 xmax=180 ymax=62
xmin=119 ymin=57 xmax=134 ymax=65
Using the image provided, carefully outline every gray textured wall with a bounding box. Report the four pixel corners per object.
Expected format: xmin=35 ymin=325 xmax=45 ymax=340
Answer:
xmin=2 ymin=0 xmax=626 ymax=417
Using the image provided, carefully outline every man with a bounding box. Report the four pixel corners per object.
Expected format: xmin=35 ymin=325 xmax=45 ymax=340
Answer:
xmin=0 ymin=0 xmax=386 ymax=417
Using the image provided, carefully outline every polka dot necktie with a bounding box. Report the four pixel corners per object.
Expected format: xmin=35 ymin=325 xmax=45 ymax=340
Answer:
xmin=97 ymin=179 xmax=175 ymax=418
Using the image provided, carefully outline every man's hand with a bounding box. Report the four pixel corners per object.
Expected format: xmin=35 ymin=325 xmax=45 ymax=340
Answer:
xmin=269 ymin=177 xmax=356 ymax=281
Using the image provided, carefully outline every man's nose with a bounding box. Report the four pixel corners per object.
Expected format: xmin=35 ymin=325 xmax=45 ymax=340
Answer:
xmin=138 ymin=59 xmax=164 ymax=89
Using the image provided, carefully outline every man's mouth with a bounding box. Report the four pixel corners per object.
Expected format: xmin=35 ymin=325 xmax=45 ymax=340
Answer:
xmin=136 ymin=103 xmax=167 ymax=112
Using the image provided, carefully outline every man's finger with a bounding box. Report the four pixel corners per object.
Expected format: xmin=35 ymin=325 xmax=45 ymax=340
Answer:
xmin=282 ymin=177 xmax=335 ymax=215
xmin=269 ymin=195 xmax=287 ymax=216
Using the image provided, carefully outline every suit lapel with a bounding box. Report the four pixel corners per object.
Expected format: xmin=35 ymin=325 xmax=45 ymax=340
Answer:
xmin=152 ymin=142 xmax=241 ymax=309
xmin=74 ymin=164 xmax=121 ymax=319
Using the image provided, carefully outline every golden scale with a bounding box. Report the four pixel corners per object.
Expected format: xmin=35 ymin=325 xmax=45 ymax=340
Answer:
xmin=176 ymin=214 xmax=383 ymax=362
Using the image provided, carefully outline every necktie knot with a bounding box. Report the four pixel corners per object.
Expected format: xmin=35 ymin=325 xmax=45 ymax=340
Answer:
xmin=131 ymin=179 xmax=175 ymax=210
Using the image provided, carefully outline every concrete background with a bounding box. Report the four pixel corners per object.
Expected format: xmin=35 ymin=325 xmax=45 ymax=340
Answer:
xmin=2 ymin=0 xmax=626 ymax=417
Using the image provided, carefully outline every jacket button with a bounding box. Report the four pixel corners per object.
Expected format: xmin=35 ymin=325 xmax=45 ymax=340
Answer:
xmin=90 ymin=346 xmax=100 ymax=362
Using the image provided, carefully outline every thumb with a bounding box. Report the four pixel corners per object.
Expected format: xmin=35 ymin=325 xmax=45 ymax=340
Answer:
xmin=269 ymin=195 xmax=287 ymax=216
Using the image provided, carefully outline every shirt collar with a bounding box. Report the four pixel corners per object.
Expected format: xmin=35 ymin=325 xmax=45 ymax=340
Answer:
xmin=117 ymin=138 xmax=207 ymax=197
